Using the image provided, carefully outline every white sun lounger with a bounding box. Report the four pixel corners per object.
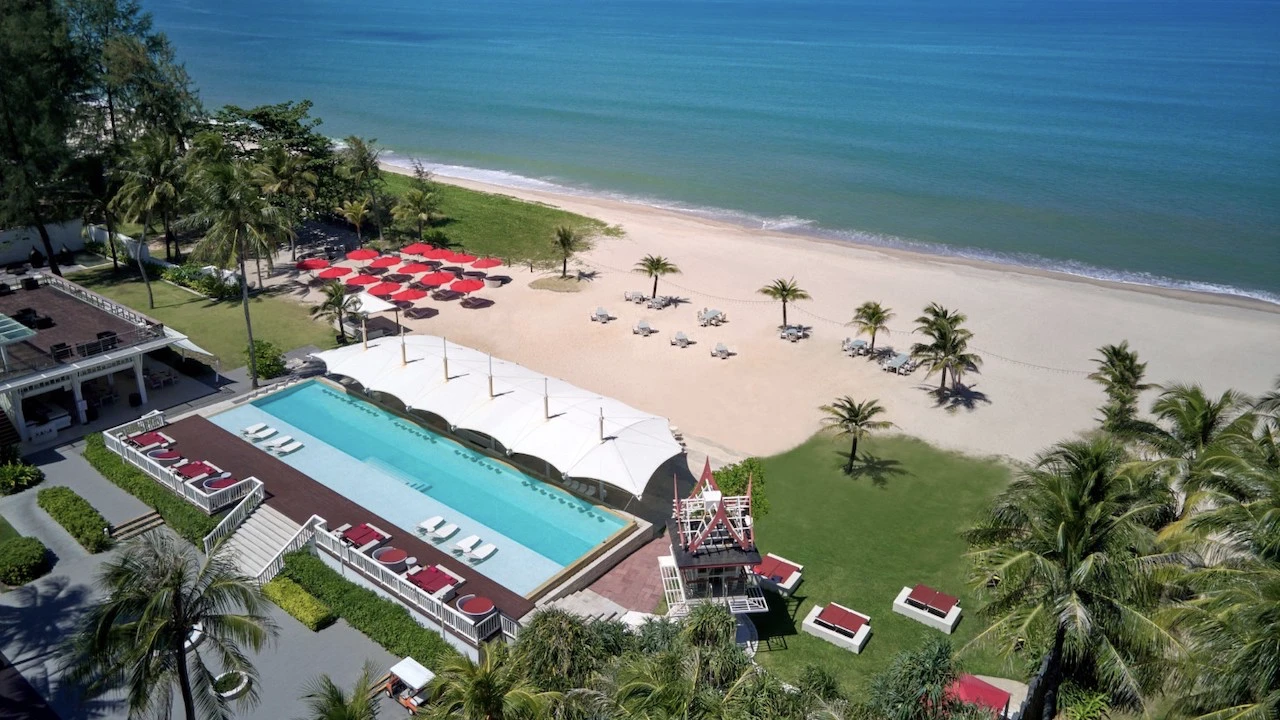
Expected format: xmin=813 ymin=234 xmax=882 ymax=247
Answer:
xmin=264 ymin=435 xmax=293 ymax=451
xmin=417 ymin=516 xmax=445 ymax=535
xmin=431 ymin=523 xmax=459 ymax=541
xmin=241 ymin=422 xmax=267 ymax=436
xmin=273 ymin=441 xmax=303 ymax=456
xmin=452 ymin=535 xmax=481 ymax=555
xmin=467 ymin=543 xmax=497 ymax=563
xmin=248 ymin=427 xmax=277 ymax=441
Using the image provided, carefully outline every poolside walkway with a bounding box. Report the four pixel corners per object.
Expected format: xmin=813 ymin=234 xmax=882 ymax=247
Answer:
xmin=587 ymin=536 xmax=668 ymax=613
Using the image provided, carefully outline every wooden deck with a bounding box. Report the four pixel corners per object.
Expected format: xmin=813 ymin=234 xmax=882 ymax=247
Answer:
xmin=162 ymin=415 xmax=535 ymax=620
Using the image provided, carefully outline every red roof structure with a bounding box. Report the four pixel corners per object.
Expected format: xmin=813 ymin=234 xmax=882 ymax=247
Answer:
xmin=948 ymin=675 xmax=1011 ymax=717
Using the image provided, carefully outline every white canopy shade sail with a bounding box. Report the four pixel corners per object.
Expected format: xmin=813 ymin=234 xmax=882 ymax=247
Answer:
xmin=312 ymin=336 xmax=683 ymax=498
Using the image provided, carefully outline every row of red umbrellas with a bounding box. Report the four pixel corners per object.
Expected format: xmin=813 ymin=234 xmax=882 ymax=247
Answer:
xmin=356 ymin=278 xmax=484 ymax=296
xmin=301 ymin=248 xmax=502 ymax=272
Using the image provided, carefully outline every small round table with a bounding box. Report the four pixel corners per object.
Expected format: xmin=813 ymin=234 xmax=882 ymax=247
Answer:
xmin=203 ymin=476 xmax=239 ymax=491
xmin=374 ymin=547 xmax=408 ymax=565
xmin=459 ymin=596 xmax=495 ymax=617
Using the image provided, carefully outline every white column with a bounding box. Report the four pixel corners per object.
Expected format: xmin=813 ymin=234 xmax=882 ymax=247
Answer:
xmin=133 ymin=356 xmax=148 ymax=405
xmin=10 ymin=392 xmax=27 ymax=443
xmin=72 ymin=379 xmax=87 ymax=424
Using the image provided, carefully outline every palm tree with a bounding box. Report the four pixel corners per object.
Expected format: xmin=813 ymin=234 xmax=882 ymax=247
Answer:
xmin=1089 ymin=342 xmax=1154 ymax=431
xmin=419 ymin=642 xmax=560 ymax=720
xmin=850 ymin=301 xmax=893 ymax=352
xmin=254 ymin=144 xmax=317 ymax=260
xmin=391 ymin=188 xmax=437 ymax=243
xmin=867 ymin=637 xmax=963 ymax=720
xmin=512 ymin=608 xmax=601 ymax=693
xmin=185 ymin=147 xmax=294 ymax=389
xmin=819 ymin=396 xmax=894 ymax=473
xmin=338 ymin=136 xmax=385 ymax=241
xmin=1256 ymin=376 xmax=1280 ymax=428
xmin=964 ymin=437 xmax=1177 ymax=716
xmin=633 ymin=254 xmax=681 ymax=299
xmin=297 ymin=662 xmax=379 ymax=720
xmin=337 ymin=198 xmax=370 ymax=248
xmin=758 ymin=277 xmax=811 ymax=328
xmin=911 ymin=305 xmax=982 ymax=390
xmin=69 ymin=532 xmax=276 ymax=720
xmin=553 ymin=225 xmax=584 ymax=279
xmin=112 ymin=134 xmax=182 ymax=309
xmin=310 ymin=281 xmax=359 ymax=342
xmin=916 ymin=302 xmax=965 ymax=334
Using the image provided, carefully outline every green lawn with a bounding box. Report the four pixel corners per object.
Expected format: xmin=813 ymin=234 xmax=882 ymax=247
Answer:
xmin=69 ymin=267 xmax=337 ymax=368
xmin=0 ymin=515 xmax=18 ymax=544
xmin=383 ymin=172 xmax=617 ymax=265
xmin=750 ymin=433 xmax=1017 ymax=693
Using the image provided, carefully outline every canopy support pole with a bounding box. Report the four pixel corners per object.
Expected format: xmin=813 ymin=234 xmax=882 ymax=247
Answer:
xmin=543 ymin=378 xmax=549 ymax=419
xmin=488 ymin=354 xmax=494 ymax=398
xmin=442 ymin=336 xmax=449 ymax=381
xmin=599 ymin=407 xmax=604 ymax=442
xmin=361 ymin=315 xmax=368 ymax=350
xmin=397 ymin=308 xmax=406 ymax=365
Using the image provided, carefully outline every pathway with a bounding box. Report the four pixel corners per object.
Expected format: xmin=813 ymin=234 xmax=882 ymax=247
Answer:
xmin=586 ymin=537 xmax=668 ymax=613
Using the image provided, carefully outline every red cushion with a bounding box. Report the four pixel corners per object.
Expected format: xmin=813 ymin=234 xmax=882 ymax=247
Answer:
xmin=815 ymin=604 xmax=867 ymax=637
xmin=907 ymin=584 xmax=958 ymax=616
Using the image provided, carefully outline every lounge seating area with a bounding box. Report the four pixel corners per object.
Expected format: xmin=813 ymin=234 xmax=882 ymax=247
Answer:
xmin=751 ymin=553 xmax=803 ymax=596
xmin=803 ymin=601 xmax=872 ymax=653
xmin=590 ymin=307 xmax=612 ymax=323
xmin=257 ymin=433 xmax=305 ymax=455
xmin=335 ymin=521 xmax=391 ymax=553
xmin=697 ymin=308 xmax=726 ymax=327
xmin=780 ymin=325 xmax=809 ymax=342
xmin=892 ymin=584 xmax=962 ymax=633
xmin=882 ymin=352 xmax=915 ymax=375
xmin=404 ymin=563 xmax=465 ymax=601
xmin=633 ymin=320 xmax=655 ymax=336
xmin=710 ymin=342 xmax=731 ymax=359
xmin=125 ymin=429 xmax=175 ymax=451
xmin=451 ymin=534 xmax=498 ymax=564
xmin=841 ymin=337 xmax=869 ymax=356
xmin=670 ymin=331 xmax=691 ymax=348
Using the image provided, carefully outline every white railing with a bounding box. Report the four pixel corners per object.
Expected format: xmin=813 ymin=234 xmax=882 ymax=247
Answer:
xmin=313 ymin=524 xmax=512 ymax=647
xmin=255 ymin=515 xmax=322 ymax=584
xmin=104 ymin=412 xmax=167 ymax=455
xmin=202 ymin=480 xmax=265 ymax=555
xmin=106 ymin=430 xmax=257 ymax=515
xmin=43 ymin=274 xmax=159 ymax=328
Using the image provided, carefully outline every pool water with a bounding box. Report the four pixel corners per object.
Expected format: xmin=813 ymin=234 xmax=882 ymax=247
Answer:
xmin=208 ymin=381 xmax=627 ymax=594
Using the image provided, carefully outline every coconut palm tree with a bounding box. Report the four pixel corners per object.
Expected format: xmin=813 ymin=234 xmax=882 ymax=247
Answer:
xmin=254 ymin=144 xmax=317 ymax=260
xmin=911 ymin=307 xmax=982 ymax=390
xmin=850 ymin=301 xmax=893 ymax=352
xmin=336 ymin=198 xmax=370 ymax=248
xmin=819 ymin=396 xmax=894 ymax=473
xmin=185 ymin=147 xmax=294 ymax=389
xmin=391 ymin=188 xmax=437 ymax=243
xmin=867 ymin=637 xmax=964 ymax=720
xmin=419 ymin=642 xmax=559 ymax=720
xmin=68 ymin=532 xmax=276 ymax=720
xmin=633 ymin=254 xmax=681 ymax=299
xmin=553 ymin=225 xmax=584 ymax=279
xmin=112 ymin=133 xmax=184 ymax=309
xmin=1254 ymin=376 xmax=1280 ymax=431
xmin=964 ymin=437 xmax=1177 ymax=716
xmin=916 ymin=302 xmax=965 ymax=334
xmin=758 ymin=277 xmax=810 ymax=328
xmin=297 ymin=663 xmax=379 ymax=720
xmin=310 ymin=281 xmax=359 ymax=342
xmin=1089 ymin=342 xmax=1154 ymax=431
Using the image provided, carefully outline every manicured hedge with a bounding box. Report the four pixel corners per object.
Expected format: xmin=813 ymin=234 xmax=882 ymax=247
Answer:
xmin=36 ymin=487 xmax=112 ymax=553
xmin=82 ymin=434 xmax=219 ymax=544
xmin=0 ymin=462 xmax=44 ymax=496
xmin=0 ymin=537 xmax=51 ymax=585
xmin=281 ymin=552 xmax=459 ymax=669
xmin=263 ymin=577 xmax=336 ymax=631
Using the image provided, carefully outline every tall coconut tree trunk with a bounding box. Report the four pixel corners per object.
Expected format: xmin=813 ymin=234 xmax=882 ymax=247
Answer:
xmin=652 ymin=275 xmax=659 ymax=298
xmin=848 ymin=435 xmax=858 ymax=473
xmin=254 ymin=254 xmax=263 ymax=288
xmin=869 ymin=330 xmax=877 ymax=352
xmin=239 ymin=249 xmax=259 ymax=389
xmin=137 ymin=212 xmax=154 ymax=309
xmin=337 ymin=305 xmax=347 ymax=341
xmin=781 ymin=300 xmax=788 ymax=327
xmin=171 ymin=596 xmax=197 ymax=720
xmin=31 ymin=207 xmax=63 ymax=277
xmin=164 ymin=212 xmax=180 ymax=263
xmin=939 ymin=367 xmax=948 ymax=390
xmin=105 ymin=215 xmax=120 ymax=271
xmin=1030 ymin=627 xmax=1067 ymax=720
xmin=562 ymin=257 xmax=568 ymax=279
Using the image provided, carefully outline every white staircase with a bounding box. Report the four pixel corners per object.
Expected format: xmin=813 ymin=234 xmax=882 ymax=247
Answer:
xmin=548 ymin=589 xmax=629 ymax=622
xmin=215 ymin=506 xmax=302 ymax=578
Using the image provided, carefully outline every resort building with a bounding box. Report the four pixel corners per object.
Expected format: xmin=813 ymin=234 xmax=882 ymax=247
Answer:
xmin=659 ymin=460 xmax=769 ymax=616
xmin=0 ymin=273 xmax=207 ymax=446
xmin=102 ymin=335 xmax=687 ymax=658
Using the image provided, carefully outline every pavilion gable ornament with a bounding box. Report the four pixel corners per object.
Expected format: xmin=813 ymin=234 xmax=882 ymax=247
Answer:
xmin=674 ymin=458 xmax=755 ymax=554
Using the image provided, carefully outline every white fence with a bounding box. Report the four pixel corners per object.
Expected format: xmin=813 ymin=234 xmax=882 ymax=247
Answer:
xmin=255 ymin=515 xmax=322 ymax=584
xmin=313 ymin=520 xmax=509 ymax=646
xmin=203 ymin=481 xmax=265 ymax=555
xmin=44 ymin=274 xmax=160 ymax=329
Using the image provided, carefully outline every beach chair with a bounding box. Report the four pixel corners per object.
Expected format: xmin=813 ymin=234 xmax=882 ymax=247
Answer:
xmin=467 ymin=543 xmax=497 ymax=563
xmin=431 ymin=523 xmax=459 ymax=541
xmin=247 ymin=426 xmax=277 ymax=442
xmin=711 ymin=342 xmax=730 ymax=359
xmin=670 ymin=331 xmax=690 ymax=348
xmin=417 ymin=516 xmax=445 ymax=536
xmin=273 ymin=441 xmax=303 ymax=456
xmin=452 ymin=535 xmax=482 ymax=555
xmin=263 ymin=435 xmax=294 ymax=451
xmin=241 ymin=422 xmax=267 ymax=436
xmin=647 ymin=295 xmax=669 ymax=310
xmin=634 ymin=320 xmax=654 ymax=336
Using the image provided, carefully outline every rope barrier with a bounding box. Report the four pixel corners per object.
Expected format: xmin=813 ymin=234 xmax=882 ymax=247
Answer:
xmin=582 ymin=258 xmax=1093 ymax=376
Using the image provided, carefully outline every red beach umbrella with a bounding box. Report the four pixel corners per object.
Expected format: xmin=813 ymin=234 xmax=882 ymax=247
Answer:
xmin=421 ymin=247 xmax=451 ymax=260
xmin=345 ymin=274 xmax=379 ymax=287
xmin=450 ymin=278 xmax=484 ymax=294
xmin=401 ymin=242 xmax=432 ymax=255
xmin=368 ymin=281 xmax=402 ymax=297
xmin=399 ymin=262 xmax=432 ymax=274
xmin=295 ymin=257 xmax=329 ymax=271
xmin=447 ymin=251 xmax=477 ymax=264
xmin=346 ymin=248 xmax=378 ymax=261
xmin=419 ymin=271 xmax=455 ymax=286
xmin=317 ymin=267 xmax=353 ymax=280
xmin=368 ymin=256 xmax=400 ymax=269
xmin=471 ymin=257 xmax=502 ymax=269
xmin=391 ymin=288 xmax=428 ymax=303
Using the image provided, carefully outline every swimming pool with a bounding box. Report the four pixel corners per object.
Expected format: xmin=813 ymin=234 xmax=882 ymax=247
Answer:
xmin=208 ymin=380 xmax=628 ymax=595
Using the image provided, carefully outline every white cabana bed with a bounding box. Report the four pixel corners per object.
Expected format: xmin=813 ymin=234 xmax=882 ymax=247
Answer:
xmin=312 ymin=336 xmax=683 ymax=498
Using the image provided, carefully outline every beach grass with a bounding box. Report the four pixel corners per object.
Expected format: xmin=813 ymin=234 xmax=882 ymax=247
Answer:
xmin=0 ymin=515 xmax=18 ymax=545
xmin=383 ymin=172 xmax=616 ymax=265
xmin=750 ymin=433 xmax=1016 ymax=693
xmin=69 ymin=267 xmax=337 ymax=367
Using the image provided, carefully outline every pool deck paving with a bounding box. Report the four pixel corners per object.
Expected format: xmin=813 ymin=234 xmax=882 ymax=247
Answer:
xmin=161 ymin=415 xmax=536 ymax=621
xmin=587 ymin=536 xmax=668 ymax=613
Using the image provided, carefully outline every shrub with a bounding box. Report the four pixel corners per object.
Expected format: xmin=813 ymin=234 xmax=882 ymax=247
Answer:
xmin=246 ymin=340 xmax=287 ymax=380
xmin=280 ymin=551 xmax=458 ymax=669
xmin=161 ymin=262 xmax=240 ymax=301
xmin=0 ymin=537 xmax=51 ymax=585
xmin=36 ymin=487 xmax=112 ymax=553
xmin=82 ymin=434 xmax=219 ymax=544
xmin=712 ymin=457 xmax=769 ymax=517
xmin=262 ymin=577 xmax=336 ymax=631
xmin=0 ymin=462 xmax=44 ymax=496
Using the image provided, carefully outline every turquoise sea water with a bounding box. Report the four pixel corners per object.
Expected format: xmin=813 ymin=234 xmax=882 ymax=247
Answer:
xmin=146 ymin=0 xmax=1280 ymax=302
xmin=209 ymin=381 xmax=625 ymax=593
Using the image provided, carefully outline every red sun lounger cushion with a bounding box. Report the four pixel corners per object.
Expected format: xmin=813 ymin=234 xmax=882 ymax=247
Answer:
xmin=815 ymin=604 xmax=867 ymax=638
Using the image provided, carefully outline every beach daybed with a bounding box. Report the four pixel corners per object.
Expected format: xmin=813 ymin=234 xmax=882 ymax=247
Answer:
xmin=431 ymin=523 xmax=459 ymax=541
xmin=416 ymin=516 xmax=445 ymax=536
xmin=892 ymin=584 xmax=962 ymax=633
xmin=405 ymin=307 xmax=439 ymax=320
xmin=335 ymin=522 xmax=390 ymax=552
xmin=634 ymin=320 xmax=655 ymax=336
xmin=711 ymin=342 xmax=730 ymax=359
xmin=405 ymin=564 xmax=464 ymax=600
xmin=590 ymin=307 xmax=611 ymax=323
xmin=671 ymin=331 xmax=690 ymax=348
xmin=452 ymin=535 xmax=482 ymax=556
xmin=803 ymin=602 xmax=872 ymax=653
xmin=751 ymin=553 xmax=804 ymax=596
xmin=126 ymin=430 xmax=175 ymax=451
xmin=174 ymin=460 xmax=221 ymax=482
xmin=460 ymin=297 xmax=494 ymax=310
xmin=467 ymin=543 xmax=497 ymax=563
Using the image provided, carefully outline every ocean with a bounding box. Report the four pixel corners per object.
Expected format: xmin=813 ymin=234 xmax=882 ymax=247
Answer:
xmin=144 ymin=0 xmax=1280 ymax=302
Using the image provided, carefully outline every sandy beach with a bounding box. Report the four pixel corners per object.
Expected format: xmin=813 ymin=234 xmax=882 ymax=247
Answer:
xmin=296 ymin=166 xmax=1280 ymax=465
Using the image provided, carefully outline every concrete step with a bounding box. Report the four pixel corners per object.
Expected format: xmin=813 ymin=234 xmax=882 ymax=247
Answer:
xmin=111 ymin=511 xmax=164 ymax=541
xmin=219 ymin=506 xmax=303 ymax=578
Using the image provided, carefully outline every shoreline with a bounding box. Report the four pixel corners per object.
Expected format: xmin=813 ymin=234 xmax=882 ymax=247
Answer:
xmin=379 ymin=160 xmax=1280 ymax=315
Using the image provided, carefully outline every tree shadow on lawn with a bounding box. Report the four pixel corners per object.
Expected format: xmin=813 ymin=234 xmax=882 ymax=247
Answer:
xmin=752 ymin=592 xmax=806 ymax=653
xmin=837 ymin=453 xmax=908 ymax=488
xmin=927 ymin=383 xmax=992 ymax=413
xmin=0 ymin=576 xmax=91 ymax=671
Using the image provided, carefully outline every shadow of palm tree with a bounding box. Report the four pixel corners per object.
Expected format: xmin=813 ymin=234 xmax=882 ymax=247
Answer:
xmin=929 ymin=383 xmax=992 ymax=413
xmin=575 ymin=270 xmax=599 ymax=282
xmin=840 ymin=452 xmax=908 ymax=487
xmin=0 ymin=577 xmax=92 ymax=667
